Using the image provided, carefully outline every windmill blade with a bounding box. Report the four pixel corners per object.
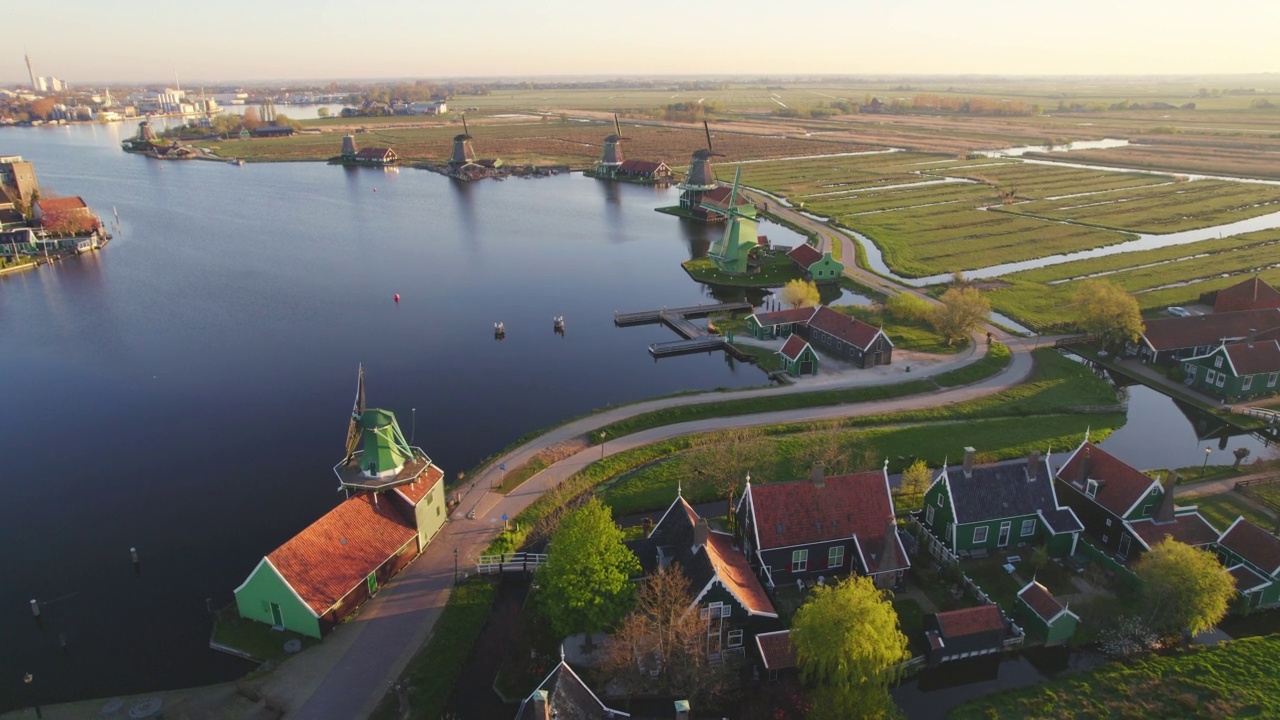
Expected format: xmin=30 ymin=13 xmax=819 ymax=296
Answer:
xmin=727 ymin=166 xmax=741 ymax=210
xmin=343 ymin=364 xmax=366 ymax=460
xmin=615 ymin=113 xmax=621 ymax=137
xmin=462 ymin=115 xmax=469 ymax=137
xmin=704 ymin=119 xmax=724 ymax=157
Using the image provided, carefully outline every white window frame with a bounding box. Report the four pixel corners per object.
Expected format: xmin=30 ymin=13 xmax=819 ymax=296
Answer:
xmin=829 ymin=546 xmax=845 ymax=569
xmin=1269 ymin=372 xmax=1278 ymax=388
xmin=937 ymin=493 xmax=944 ymax=508
xmin=1214 ymin=355 xmax=1224 ymax=368
xmin=1020 ymin=519 xmax=1036 ymax=537
xmin=727 ymin=629 xmax=744 ymax=648
xmin=926 ymin=505 xmax=936 ymax=526
xmin=1118 ymin=533 xmax=1132 ymax=559
xmin=792 ymin=549 xmax=808 ymax=572
xmin=998 ymin=521 xmax=1012 ymax=547
xmin=972 ymin=526 xmax=989 ymax=544
xmin=1105 ymin=518 xmax=1112 ymax=527
xmin=1086 ymin=479 xmax=1098 ymax=499
xmin=1206 ymin=369 xmax=1217 ymax=384
xmin=1217 ymin=373 xmax=1226 ymax=388
xmin=1243 ymin=375 xmax=1253 ymax=391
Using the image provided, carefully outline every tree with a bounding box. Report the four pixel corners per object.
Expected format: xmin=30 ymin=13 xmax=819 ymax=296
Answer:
xmin=1132 ymin=537 xmax=1236 ymax=637
xmin=899 ymin=459 xmax=932 ymax=507
xmin=688 ymin=426 xmax=767 ymax=523
xmin=240 ymin=107 xmax=262 ymax=131
xmin=1074 ymin=279 xmax=1143 ymax=351
xmin=779 ymin=279 xmax=820 ymax=309
xmin=1233 ymin=447 xmax=1251 ymax=470
xmin=535 ymin=497 xmax=640 ymax=647
xmin=931 ymin=286 xmax=990 ymax=345
xmin=316 ymin=106 xmax=330 ymax=118
xmin=885 ymin=292 xmax=932 ymax=324
xmin=600 ymin=565 xmax=735 ymax=704
xmin=792 ymin=575 xmax=909 ymax=720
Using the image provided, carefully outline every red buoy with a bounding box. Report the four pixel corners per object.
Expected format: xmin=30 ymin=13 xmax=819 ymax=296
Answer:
xmin=394 ymin=294 xmax=400 ymax=302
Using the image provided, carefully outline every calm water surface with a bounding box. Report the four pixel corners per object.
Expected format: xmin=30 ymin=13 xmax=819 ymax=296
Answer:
xmin=0 ymin=123 xmax=802 ymax=710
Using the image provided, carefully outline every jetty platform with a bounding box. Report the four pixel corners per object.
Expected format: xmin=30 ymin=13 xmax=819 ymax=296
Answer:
xmin=613 ymin=301 xmax=753 ymax=359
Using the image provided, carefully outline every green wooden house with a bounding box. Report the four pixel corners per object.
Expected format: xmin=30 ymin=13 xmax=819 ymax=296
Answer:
xmin=1215 ymin=517 xmax=1280 ymax=610
xmin=1182 ymin=340 xmax=1280 ymax=401
xmin=1016 ymin=580 xmax=1079 ymax=645
xmin=921 ymin=448 xmax=1083 ymax=559
xmin=745 ymin=307 xmax=814 ymax=340
xmin=778 ymin=335 xmax=818 ymax=376
xmin=786 ymin=244 xmax=844 ymax=284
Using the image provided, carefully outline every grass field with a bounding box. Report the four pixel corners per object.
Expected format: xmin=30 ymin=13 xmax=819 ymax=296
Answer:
xmin=1001 ymin=179 xmax=1280 ymax=233
xmin=1180 ymin=490 xmax=1277 ymax=533
xmin=949 ymin=634 xmax=1280 ymax=719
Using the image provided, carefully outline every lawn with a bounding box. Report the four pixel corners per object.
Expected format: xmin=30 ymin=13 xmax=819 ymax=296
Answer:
xmin=1178 ymin=491 xmax=1277 ymax=534
xmin=369 ymin=578 xmax=497 ymax=720
xmin=949 ymin=634 xmax=1280 ymax=719
xmin=1001 ymin=179 xmax=1280 ymax=233
xmin=681 ymin=252 xmax=802 ymax=288
xmin=210 ymin=617 xmax=318 ymax=663
xmin=832 ymin=304 xmax=962 ymax=354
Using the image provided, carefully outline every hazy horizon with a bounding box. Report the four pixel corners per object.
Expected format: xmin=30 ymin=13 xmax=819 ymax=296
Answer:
xmin=7 ymin=0 xmax=1280 ymax=86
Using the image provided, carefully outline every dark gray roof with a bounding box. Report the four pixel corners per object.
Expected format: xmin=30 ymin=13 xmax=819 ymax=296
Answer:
xmin=1040 ymin=506 xmax=1084 ymax=534
xmin=629 ymin=497 xmax=718 ymax=595
xmin=943 ymin=459 xmax=1067 ymax=525
xmin=514 ymin=661 xmax=628 ymax=720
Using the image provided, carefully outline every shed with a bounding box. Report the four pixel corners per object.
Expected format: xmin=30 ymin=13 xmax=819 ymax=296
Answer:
xmin=1015 ymin=580 xmax=1078 ymax=645
xmin=924 ymin=604 xmax=1009 ymax=666
xmin=755 ymin=630 xmax=796 ymax=681
xmin=778 ymin=335 xmax=818 ymax=376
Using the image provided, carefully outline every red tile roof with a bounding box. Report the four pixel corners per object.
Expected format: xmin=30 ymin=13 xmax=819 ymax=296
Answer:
xmin=1228 ymin=564 xmax=1271 ymax=593
xmin=1220 ymin=518 xmax=1280 ymax=577
xmin=37 ymin=197 xmax=88 ymax=212
xmin=747 ymin=471 xmax=906 ymax=573
xmin=807 ymin=306 xmax=885 ymax=350
xmin=1222 ymin=340 xmax=1280 ymax=376
xmin=936 ymin=605 xmax=1006 ymax=638
xmin=778 ymin=335 xmax=811 ymax=361
xmin=700 ymin=186 xmax=736 ymax=209
xmin=355 ymin=147 xmax=395 ymax=160
xmin=1057 ymin=442 xmax=1158 ymax=517
xmin=617 ymin=159 xmax=668 ymax=174
xmin=752 ymin=307 xmax=816 ymax=327
xmin=1018 ymin=581 xmax=1066 ymax=623
xmin=1214 ymin=276 xmax=1280 ymax=313
xmin=394 ymin=464 xmax=444 ymax=505
xmin=787 ymin=243 xmax=823 ymax=268
xmin=1129 ymin=512 xmax=1220 ymax=549
xmin=267 ymin=493 xmax=418 ymax=615
xmin=1141 ymin=309 xmax=1280 ymax=351
xmin=705 ymin=532 xmax=776 ymax=616
xmin=755 ymin=630 xmax=796 ymax=671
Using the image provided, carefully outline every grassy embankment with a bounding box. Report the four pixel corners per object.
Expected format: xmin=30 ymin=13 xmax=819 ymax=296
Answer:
xmin=949 ymin=634 xmax=1280 ymax=719
xmin=681 ymin=253 xmax=801 ymax=287
xmin=369 ymin=578 xmax=496 ymax=720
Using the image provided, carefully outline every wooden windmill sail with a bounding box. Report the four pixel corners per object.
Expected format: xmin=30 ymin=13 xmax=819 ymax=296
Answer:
xmin=450 ymin=115 xmax=477 ymax=165
xmin=343 ymin=364 xmax=367 ymax=462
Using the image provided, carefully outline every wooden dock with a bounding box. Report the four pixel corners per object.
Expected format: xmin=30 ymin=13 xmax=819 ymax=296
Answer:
xmin=613 ymin=301 xmax=751 ymax=327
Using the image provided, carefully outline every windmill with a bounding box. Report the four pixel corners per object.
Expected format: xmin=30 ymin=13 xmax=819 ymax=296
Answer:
xmin=334 ymin=365 xmax=433 ymax=493
xmin=449 ymin=115 xmax=477 ymax=166
xmin=596 ymin=114 xmax=628 ymax=178
xmin=703 ymin=167 xmax=759 ymax=275
xmin=680 ymin=120 xmax=724 ymax=217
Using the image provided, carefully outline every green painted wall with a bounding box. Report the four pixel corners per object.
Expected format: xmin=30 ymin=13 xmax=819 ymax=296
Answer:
xmin=413 ymin=481 xmax=448 ymax=549
xmin=922 ymin=482 xmax=956 ymax=548
xmin=234 ymin=560 xmax=322 ymax=639
xmin=782 ymin=344 xmax=819 ymax=376
xmin=1184 ymin=354 xmax=1280 ymax=402
xmin=923 ymin=481 xmax=1074 ymax=558
xmin=806 ymin=253 xmax=844 ymax=284
xmin=1216 ymin=546 xmax=1280 ymax=608
xmin=1016 ymin=598 xmax=1078 ymax=645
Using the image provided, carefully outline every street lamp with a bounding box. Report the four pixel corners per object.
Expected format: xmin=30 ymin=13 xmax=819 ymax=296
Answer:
xmin=1202 ymin=447 xmax=1212 ymax=478
xmin=453 ymin=548 xmax=458 ymax=586
xmin=600 ymin=431 xmax=607 ymax=460
xmin=24 ymin=672 xmax=41 ymax=719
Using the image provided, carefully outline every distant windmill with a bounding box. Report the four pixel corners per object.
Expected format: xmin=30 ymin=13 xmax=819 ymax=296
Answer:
xmin=679 ymin=120 xmax=725 ymax=218
xmin=703 ymin=167 xmax=759 ymax=275
xmin=596 ymin=114 xmax=628 ymax=177
xmin=450 ymin=115 xmax=477 ymax=166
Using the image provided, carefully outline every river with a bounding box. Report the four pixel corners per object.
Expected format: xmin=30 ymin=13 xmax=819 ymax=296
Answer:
xmin=0 ymin=124 xmax=1270 ymax=713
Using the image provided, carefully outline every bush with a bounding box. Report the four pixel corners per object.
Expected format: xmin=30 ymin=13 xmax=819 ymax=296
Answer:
xmin=886 ymin=293 xmax=933 ymax=323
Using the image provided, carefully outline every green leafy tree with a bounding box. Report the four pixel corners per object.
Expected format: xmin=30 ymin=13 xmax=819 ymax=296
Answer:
xmin=899 ymin=459 xmax=932 ymax=507
xmin=1133 ymin=537 xmax=1236 ymax=637
xmin=779 ymin=279 xmax=820 ymax=309
xmin=316 ymin=106 xmax=330 ymax=118
xmin=792 ymin=575 xmax=910 ymax=720
xmin=931 ymin=286 xmax=990 ymax=345
xmin=535 ymin=497 xmax=640 ymax=647
xmin=1074 ymin=279 xmax=1143 ymax=351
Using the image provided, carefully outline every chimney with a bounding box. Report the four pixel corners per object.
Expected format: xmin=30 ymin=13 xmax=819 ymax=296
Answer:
xmin=1248 ymin=328 xmax=1257 ymax=348
xmin=1078 ymin=446 xmax=1092 ymax=484
xmin=532 ymin=689 xmax=549 ymax=720
xmin=811 ymin=461 xmax=825 ymax=489
xmin=1153 ymin=471 xmax=1177 ymax=524
xmin=692 ymin=519 xmax=709 ymax=550
xmin=1027 ymin=450 xmax=1041 ymax=480
xmin=674 ymin=699 xmax=690 ymax=720
xmin=963 ymin=447 xmax=976 ymax=478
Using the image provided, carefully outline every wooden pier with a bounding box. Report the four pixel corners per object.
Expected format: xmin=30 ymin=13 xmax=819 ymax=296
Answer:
xmin=615 ymin=301 xmax=754 ymax=360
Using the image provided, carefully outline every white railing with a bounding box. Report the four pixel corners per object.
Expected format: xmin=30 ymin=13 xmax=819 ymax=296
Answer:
xmin=476 ymin=552 xmax=549 ymax=575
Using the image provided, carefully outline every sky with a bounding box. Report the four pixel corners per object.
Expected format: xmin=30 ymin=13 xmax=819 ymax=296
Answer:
xmin=7 ymin=0 xmax=1280 ymax=85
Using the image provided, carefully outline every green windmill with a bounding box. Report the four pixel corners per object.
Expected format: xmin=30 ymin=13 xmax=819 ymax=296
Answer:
xmin=703 ymin=167 xmax=758 ymax=275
